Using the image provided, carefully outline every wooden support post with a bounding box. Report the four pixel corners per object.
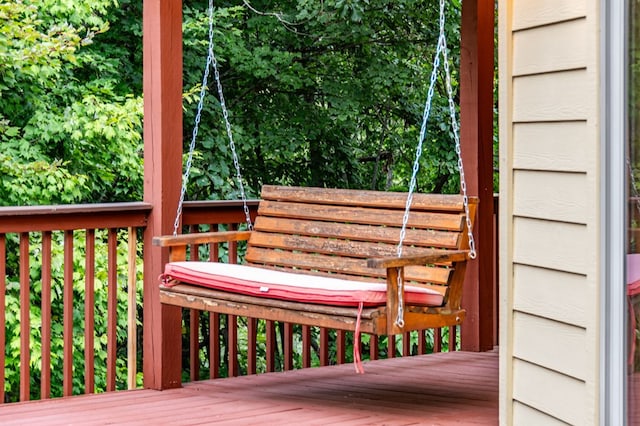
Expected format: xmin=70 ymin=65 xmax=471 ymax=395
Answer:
xmin=459 ymin=0 xmax=496 ymax=351
xmin=142 ymin=0 xmax=184 ymax=389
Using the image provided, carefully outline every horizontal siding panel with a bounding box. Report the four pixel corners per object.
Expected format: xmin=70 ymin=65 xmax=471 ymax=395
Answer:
xmin=513 ymin=264 xmax=588 ymax=327
xmin=513 ymin=217 xmax=587 ymax=274
xmin=513 ymin=122 xmax=590 ymax=172
xmin=513 ymin=19 xmax=587 ymax=76
xmin=513 ymin=170 xmax=588 ymax=223
xmin=513 ymin=401 xmax=570 ymax=426
xmin=513 ymin=359 xmax=585 ymax=425
xmin=513 ymin=70 xmax=589 ymax=122
xmin=513 ymin=311 xmax=587 ymax=380
xmin=513 ymin=0 xmax=586 ymax=31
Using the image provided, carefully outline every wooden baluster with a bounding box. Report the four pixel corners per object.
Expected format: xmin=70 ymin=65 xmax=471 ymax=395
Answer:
xmin=319 ymin=328 xmax=329 ymax=366
xmin=107 ymin=229 xmax=118 ymax=392
xmin=266 ymin=320 xmax=276 ymax=372
xmin=418 ymin=329 xmax=426 ymax=355
xmin=229 ymin=224 xmax=238 ymax=264
xmin=19 ymin=233 xmax=30 ymax=401
xmin=403 ymin=331 xmax=411 ymax=357
xmin=369 ymin=335 xmax=379 ymax=361
xmin=189 ymin=225 xmax=200 ymax=381
xmin=227 ymin=224 xmax=238 ymax=374
xmin=84 ymin=229 xmax=95 ymax=394
xmin=228 ymin=314 xmax=238 ymax=377
xmin=434 ymin=327 xmax=443 ymax=353
xmin=41 ymin=232 xmax=52 ymax=399
xmin=209 ymin=312 xmax=220 ymax=379
xmin=0 ymin=234 xmax=5 ymax=403
xmin=63 ymin=230 xmax=74 ymax=397
xmin=336 ymin=330 xmax=345 ymax=365
xmin=189 ymin=310 xmax=199 ymax=381
xmin=449 ymin=326 xmax=457 ymax=352
xmin=209 ymin=225 xmax=220 ymax=378
xmin=247 ymin=318 xmax=257 ymax=375
xmin=209 ymin=223 xmax=219 ymax=262
xmin=127 ymin=227 xmax=137 ymax=389
xmin=302 ymin=325 xmax=311 ymax=368
xmin=283 ymin=323 xmax=293 ymax=370
xmin=388 ymin=334 xmax=396 ymax=358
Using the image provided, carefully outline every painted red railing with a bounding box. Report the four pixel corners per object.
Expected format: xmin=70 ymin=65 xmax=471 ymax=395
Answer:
xmin=0 ymin=203 xmax=150 ymax=403
xmin=0 ymin=197 xmax=498 ymax=402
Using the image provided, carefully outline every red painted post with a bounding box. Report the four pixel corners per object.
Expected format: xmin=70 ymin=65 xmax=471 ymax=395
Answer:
xmin=142 ymin=0 xmax=184 ymax=389
xmin=459 ymin=0 xmax=496 ymax=352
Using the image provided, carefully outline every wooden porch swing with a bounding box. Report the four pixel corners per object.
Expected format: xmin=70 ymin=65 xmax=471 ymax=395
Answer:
xmin=153 ymin=0 xmax=478 ymax=374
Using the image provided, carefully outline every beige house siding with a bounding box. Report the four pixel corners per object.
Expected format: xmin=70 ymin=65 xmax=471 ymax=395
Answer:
xmin=499 ymin=0 xmax=600 ymax=424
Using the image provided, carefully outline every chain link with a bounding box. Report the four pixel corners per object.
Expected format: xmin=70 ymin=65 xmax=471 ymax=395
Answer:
xmin=396 ymin=3 xmax=445 ymax=258
xmin=397 ymin=0 xmax=475 ymax=259
xmin=173 ymin=0 xmax=253 ymax=236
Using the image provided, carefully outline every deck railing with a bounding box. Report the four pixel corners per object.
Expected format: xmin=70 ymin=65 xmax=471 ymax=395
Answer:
xmin=0 ymin=197 xmax=498 ymax=403
xmin=0 ymin=203 xmax=151 ymax=403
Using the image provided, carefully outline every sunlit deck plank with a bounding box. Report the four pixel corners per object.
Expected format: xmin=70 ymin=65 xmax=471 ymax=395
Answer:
xmin=0 ymin=351 xmax=498 ymax=425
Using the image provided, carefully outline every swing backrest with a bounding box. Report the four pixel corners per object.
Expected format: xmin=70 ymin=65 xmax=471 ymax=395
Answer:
xmin=245 ymin=185 xmax=477 ymax=307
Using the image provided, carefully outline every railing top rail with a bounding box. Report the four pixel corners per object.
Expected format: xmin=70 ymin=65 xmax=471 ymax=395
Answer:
xmin=181 ymin=199 xmax=260 ymax=227
xmin=0 ymin=202 xmax=153 ymax=233
xmin=0 ymin=202 xmax=153 ymax=217
xmin=183 ymin=199 xmax=260 ymax=209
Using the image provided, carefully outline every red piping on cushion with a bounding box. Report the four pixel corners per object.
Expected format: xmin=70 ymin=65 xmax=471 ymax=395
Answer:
xmin=159 ymin=274 xmax=179 ymax=287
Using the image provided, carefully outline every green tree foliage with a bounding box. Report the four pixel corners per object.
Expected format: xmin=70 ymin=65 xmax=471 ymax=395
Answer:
xmin=0 ymin=0 xmax=143 ymax=206
xmin=1 ymin=0 xmax=465 ymax=203
xmin=183 ymin=0 xmax=464 ymax=200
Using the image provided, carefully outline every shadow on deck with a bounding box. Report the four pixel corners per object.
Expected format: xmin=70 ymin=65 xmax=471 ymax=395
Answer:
xmin=0 ymin=350 xmax=498 ymax=425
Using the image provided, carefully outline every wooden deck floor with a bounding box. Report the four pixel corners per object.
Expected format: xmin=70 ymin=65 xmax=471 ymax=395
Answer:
xmin=0 ymin=350 xmax=498 ymax=425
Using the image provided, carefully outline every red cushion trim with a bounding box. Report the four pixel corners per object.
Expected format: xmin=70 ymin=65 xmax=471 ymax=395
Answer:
xmin=163 ymin=261 xmax=444 ymax=307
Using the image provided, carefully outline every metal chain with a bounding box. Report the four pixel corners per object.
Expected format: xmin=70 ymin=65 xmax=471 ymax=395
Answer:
xmin=397 ymin=0 xmax=475 ymax=258
xmin=396 ymin=5 xmax=446 ymax=258
xmin=394 ymin=0 xmax=445 ymax=328
xmin=394 ymin=0 xmax=475 ymax=326
xmin=209 ymin=0 xmax=253 ymax=231
xmin=172 ymin=0 xmax=253 ymax=236
xmin=440 ymin=2 xmax=476 ymax=259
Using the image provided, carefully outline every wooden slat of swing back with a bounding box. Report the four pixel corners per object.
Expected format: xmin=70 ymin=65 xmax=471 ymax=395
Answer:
xmin=260 ymin=185 xmax=469 ymax=212
xmin=257 ymin=200 xmax=465 ymax=231
xmin=252 ymin=217 xmax=460 ymax=247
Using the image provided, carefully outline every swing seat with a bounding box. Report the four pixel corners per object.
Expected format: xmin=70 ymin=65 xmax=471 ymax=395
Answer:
xmin=154 ymin=185 xmax=477 ymax=336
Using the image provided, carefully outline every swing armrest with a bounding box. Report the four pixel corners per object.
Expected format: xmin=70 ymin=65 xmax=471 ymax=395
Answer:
xmin=368 ymin=249 xmax=469 ymax=334
xmin=153 ymin=231 xmax=252 ymax=262
xmin=366 ymin=249 xmax=469 ymax=269
xmin=153 ymin=230 xmax=252 ymax=247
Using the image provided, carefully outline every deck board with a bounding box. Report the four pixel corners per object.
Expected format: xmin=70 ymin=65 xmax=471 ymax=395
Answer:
xmin=0 ymin=351 xmax=498 ymax=425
